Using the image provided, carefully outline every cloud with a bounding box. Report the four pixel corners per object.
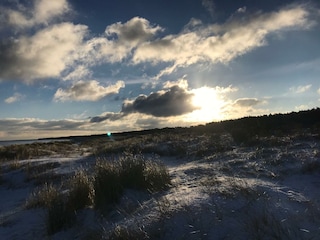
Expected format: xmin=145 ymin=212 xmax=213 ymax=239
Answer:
xmin=233 ymin=98 xmax=261 ymax=107
xmin=289 ymin=84 xmax=312 ymax=93
xmin=295 ymin=104 xmax=309 ymax=111
xmin=105 ymin=17 xmax=163 ymax=46
xmin=0 ymin=118 xmax=90 ymax=140
xmin=62 ymin=65 xmax=92 ymax=81
xmin=237 ymin=7 xmax=247 ymax=13
xmin=5 ymin=0 xmax=70 ymax=28
xmin=202 ymin=0 xmax=215 ymax=17
xmin=4 ymin=93 xmax=24 ymax=103
xmin=0 ymin=22 xmax=88 ymax=82
xmin=85 ymin=17 xmax=163 ymax=64
xmin=90 ymin=112 xmax=125 ymax=123
xmin=91 ymin=84 xmax=238 ymax=124
xmin=54 ymin=80 xmax=125 ymax=102
xmin=220 ymin=97 xmax=269 ymax=120
xmin=121 ymin=86 xmax=198 ymax=117
xmin=317 ymin=88 xmax=320 ymax=95
xmin=0 ymin=2 xmax=315 ymax=84
xmin=163 ymin=78 xmax=189 ymax=89
xmin=133 ymin=5 xmax=312 ymax=78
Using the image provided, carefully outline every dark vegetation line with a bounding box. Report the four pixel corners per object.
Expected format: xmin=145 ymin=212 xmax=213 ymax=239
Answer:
xmin=66 ymin=108 xmax=320 ymax=143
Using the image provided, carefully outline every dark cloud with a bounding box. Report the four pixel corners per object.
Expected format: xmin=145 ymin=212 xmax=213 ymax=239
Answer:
xmin=0 ymin=39 xmax=24 ymax=80
xmin=90 ymin=112 xmax=125 ymax=123
xmin=234 ymin=98 xmax=260 ymax=107
xmin=0 ymin=118 xmax=87 ymax=132
xmin=121 ymin=86 xmax=198 ymax=117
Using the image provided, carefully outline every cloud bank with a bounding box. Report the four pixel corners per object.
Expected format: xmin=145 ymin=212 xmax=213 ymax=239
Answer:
xmin=54 ymin=80 xmax=125 ymax=102
xmin=0 ymin=2 xmax=314 ymax=83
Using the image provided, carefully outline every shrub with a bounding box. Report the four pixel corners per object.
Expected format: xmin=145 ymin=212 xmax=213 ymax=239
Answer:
xmin=67 ymin=169 xmax=94 ymax=211
xmin=229 ymin=128 xmax=258 ymax=146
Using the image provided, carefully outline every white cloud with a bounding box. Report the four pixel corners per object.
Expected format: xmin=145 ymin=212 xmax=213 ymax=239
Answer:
xmin=163 ymin=77 xmax=189 ymax=90
xmin=317 ymin=88 xmax=320 ymax=95
xmin=237 ymin=7 xmax=247 ymax=13
xmin=295 ymin=104 xmax=309 ymax=111
xmin=62 ymin=65 xmax=92 ymax=81
xmin=0 ymin=2 xmax=315 ymax=84
xmin=133 ymin=5 xmax=311 ymax=78
xmin=0 ymin=22 xmax=88 ymax=82
xmin=289 ymin=84 xmax=312 ymax=93
xmin=4 ymin=93 xmax=24 ymax=104
xmin=53 ymin=80 xmax=125 ymax=102
xmin=105 ymin=17 xmax=163 ymax=46
xmin=221 ymin=97 xmax=269 ymax=120
xmin=6 ymin=0 xmax=70 ymax=28
xmin=87 ymin=17 xmax=163 ymax=64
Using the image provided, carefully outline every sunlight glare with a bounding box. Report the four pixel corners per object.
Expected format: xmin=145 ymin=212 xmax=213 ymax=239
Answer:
xmin=189 ymin=86 xmax=225 ymax=123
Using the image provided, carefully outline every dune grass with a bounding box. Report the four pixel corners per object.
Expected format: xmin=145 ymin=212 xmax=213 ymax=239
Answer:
xmin=26 ymin=152 xmax=171 ymax=234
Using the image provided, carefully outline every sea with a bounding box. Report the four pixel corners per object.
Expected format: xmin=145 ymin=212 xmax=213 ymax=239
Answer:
xmin=0 ymin=139 xmax=70 ymax=147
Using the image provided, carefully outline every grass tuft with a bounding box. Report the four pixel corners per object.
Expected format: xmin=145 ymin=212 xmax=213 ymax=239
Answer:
xmin=46 ymin=194 xmax=75 ymax=235
xmin=67 ymin=169 xmax=94 ymax=211
xmin=93 ymin=160 xmax=123 ymax=210
xmin=107 ymin=224 xmax=149 ymax=240
xmin=26 ymin=183 xmax=60 ymax=208
xmin=93 ymin=153 xmax=170 ymax=211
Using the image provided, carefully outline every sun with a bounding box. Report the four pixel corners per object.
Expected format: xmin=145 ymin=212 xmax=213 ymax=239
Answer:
xmin=188 ymin=86 xmax=225 ymax=123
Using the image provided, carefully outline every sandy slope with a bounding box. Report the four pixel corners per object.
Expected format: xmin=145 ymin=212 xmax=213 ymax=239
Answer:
xmin=1 ymin=134 xmax=320 ymax=239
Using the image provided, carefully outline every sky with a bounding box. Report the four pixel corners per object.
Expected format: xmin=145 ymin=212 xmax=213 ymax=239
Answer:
xmin=0 ymin=0 xmax=320 ymax=140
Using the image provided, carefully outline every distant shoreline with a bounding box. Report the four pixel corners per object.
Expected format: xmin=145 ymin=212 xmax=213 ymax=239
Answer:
xmin=0 ymin=138 xmax=70 ymax=147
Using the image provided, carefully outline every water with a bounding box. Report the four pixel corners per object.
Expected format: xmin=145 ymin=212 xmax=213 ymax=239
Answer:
xmin=0 ymin=139 xmax=70 ymax=147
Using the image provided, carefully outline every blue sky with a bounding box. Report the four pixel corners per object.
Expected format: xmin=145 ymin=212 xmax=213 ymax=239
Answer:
xmin=0 ymin=0 xmax=319 ymax=140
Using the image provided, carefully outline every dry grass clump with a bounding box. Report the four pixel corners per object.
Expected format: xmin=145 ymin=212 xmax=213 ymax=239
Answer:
xmin=107 ymin=224 xmax=149 ymax=240
xmin=26 ymin=183 xmax=61 ymax=208
xmin=25 ymin=152 xmax=170 ymax=235
xmin=67 ymin=169 xmax=94 ymax=211
xmin=46 ymin=193 xmax=76 ymax=235
xmin=93 ymin=160 xmax=123 ymax=210
xmin=94 ymin=153 xmax=171 ymax=211
xmin=0 ymin=141 xmax=75 ymax=162
xmin=27 ymin=173 xmax=93 ymax=235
